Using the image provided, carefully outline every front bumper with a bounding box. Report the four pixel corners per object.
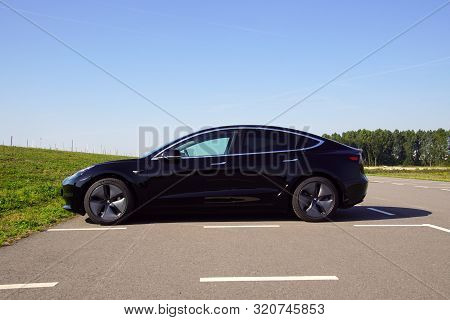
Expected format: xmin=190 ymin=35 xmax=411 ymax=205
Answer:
xmin=61 ymin=176 xmax=89 ymax=214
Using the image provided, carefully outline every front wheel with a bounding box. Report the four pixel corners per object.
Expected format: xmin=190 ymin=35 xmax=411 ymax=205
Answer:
xmin=292 ymin=177 xmax=338 ymax=222
xmin=84 ymin=178 xmax=134 ymax=225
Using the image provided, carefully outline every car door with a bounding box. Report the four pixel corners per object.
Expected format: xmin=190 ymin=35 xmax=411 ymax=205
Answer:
xmin=224 ymin=129 xmax=302 ymax=205
xmin=147 ymin=129 xmax=237 ymax=207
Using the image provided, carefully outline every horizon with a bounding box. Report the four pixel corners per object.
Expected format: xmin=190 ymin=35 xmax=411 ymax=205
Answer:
xmin=2 ymin=126 xmax=448 ymax=157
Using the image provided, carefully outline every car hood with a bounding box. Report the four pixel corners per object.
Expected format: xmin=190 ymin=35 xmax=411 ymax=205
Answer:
xmin=100 ymin=158 xmax=140 ymax=165
xmin=95 ymin=158 xmax=141 ymax=170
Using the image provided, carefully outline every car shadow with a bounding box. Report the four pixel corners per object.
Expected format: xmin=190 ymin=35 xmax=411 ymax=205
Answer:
xmin=87 ymin=205 xmax=430 ymax=225
xmin=331 ymin=206 xmax=430 ymax=222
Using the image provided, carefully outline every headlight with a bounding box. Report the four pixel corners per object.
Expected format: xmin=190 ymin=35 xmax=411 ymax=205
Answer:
xmin=68 ymin=165 xmax=94 ymax=179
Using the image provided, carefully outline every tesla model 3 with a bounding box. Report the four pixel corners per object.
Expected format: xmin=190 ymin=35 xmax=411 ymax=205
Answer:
xmin=61 ymin=125 xmax=368 ymax=224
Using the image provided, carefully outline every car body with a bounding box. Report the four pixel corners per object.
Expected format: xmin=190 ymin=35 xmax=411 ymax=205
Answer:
xmin=62 ymin=125 xmax=368 ymax=223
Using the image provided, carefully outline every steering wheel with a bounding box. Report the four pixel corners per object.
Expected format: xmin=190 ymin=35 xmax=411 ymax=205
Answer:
xmin=179 ymin=149 xmax=189 ymax=157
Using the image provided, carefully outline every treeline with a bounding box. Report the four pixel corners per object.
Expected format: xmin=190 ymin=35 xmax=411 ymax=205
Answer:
xmin=322 ymin=129 xmax=449 ymax=166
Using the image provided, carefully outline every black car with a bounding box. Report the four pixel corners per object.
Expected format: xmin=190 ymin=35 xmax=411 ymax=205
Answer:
xmin=62 ymin=125 xmax=367 ymax=224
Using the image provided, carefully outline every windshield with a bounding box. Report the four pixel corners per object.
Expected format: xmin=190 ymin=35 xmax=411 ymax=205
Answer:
xmin=140 ymin=145 xmax=163 ymax=158
xmin=140 ymin=136 xmax=182 ymax=158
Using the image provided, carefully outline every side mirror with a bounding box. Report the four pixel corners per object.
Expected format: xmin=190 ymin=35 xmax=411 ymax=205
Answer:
xmin=162 ymin=149 xmax=181 ymax=160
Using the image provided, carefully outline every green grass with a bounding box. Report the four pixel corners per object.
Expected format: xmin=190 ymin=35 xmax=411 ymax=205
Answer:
xmin=0 ymin=146 xmax=131 ymax=246
xmin=365 ymin=166 xmax=450 ymax=182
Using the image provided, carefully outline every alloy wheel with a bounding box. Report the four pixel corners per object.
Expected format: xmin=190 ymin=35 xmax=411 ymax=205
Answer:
xmin=89 ymin=184 xmax=127 ymax=222
xmin=298 ymin=181 xmax=335 ymax=219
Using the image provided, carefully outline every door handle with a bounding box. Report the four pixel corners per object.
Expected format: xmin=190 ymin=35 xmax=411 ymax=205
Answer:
xmin=282 ymin=158 xmax=298 ymax=163
xmin=211 ymin=161 xmax=227 ymax=166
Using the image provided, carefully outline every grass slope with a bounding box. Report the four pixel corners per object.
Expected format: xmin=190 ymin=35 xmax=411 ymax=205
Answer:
xmin=0 ymin=146 xmax=130 ymax=246
xmin=365 ymin=166 xmax=450 ymax=182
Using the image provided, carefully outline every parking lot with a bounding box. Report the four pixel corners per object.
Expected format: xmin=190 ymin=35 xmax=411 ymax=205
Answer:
xmin=0 ymin=176 xmax=448 ymax=299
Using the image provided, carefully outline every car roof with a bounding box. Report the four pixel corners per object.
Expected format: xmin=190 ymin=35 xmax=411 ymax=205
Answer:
xmin=194 ymin=125 xmax=323 ymax=140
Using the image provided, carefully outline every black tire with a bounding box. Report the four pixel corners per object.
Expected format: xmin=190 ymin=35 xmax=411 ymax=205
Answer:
xmin=292 ymin=176 xmax=338 ymax=222
xmin=83 ymin=178 xmax=134 ymax=225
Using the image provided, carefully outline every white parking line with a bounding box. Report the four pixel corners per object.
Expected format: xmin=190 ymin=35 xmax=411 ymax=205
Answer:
xmin=0 ymin=282 xmax=58 ymax=290
xmin=441 ymin=189 xmax=450 ymax=192
xmin=354 ymin=224 xmax=424 ymax=227
xmin=47 ymin=227 xmax=127 ymax=231
xmin=423 ymin=224 xmax=450 ymax=233
xmin=392 ymin=183 xmax=405 ymax=186
xmin=414 ymin=186 xmax=429 ymax=188
xmin=203 ymin=225 xmax=280 ymax=229
xmin=354 ymin=224 xmax=450 ymax=233
xmin=200 ymin=276 xmax=339 ymax=283
xmin=367 ymin=208 xmax=395 ymax=216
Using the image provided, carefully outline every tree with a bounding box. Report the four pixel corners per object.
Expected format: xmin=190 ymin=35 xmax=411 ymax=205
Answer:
xmin=392 ymin=130 xmax=405 ymax=165
xmin=419 ymin=130 xmax=434 ymax=166
xmin=322 ymin=128 xmax=449 ymax=166
xmin=429 ymin=129 xmax=448 ymax=166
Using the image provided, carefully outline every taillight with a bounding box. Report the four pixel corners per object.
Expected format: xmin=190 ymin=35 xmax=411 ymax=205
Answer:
xmin=349 ymin=152 xmax=365 ymax=173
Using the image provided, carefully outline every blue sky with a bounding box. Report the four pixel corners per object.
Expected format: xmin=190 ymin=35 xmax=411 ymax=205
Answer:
xmin=1 ymin=0 xmax=449 ymax=155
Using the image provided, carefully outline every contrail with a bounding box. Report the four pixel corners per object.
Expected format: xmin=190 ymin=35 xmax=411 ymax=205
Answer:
xmin=344 ymin=55 xmax=450 ymax=81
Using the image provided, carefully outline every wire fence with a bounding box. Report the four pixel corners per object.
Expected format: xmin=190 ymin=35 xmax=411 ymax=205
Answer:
xmin=1 ymin=136 xmax=136 ymax=157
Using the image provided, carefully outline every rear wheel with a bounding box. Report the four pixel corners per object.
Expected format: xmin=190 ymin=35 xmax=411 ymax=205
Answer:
xmin=84 ymin=178 xmax=134 ymax=225
xmin=292 ymin=177 xmax=338 ymax=222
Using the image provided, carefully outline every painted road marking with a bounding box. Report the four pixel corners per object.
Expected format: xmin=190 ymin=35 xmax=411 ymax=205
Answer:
xmin=0 ymin=282 xmax=58 ymax=290
xmin=367 ymin=208 xmax=395 ymax=216
xmin=414 ymin=185 xmax=429 ymax=188
xmin=423 ymin=224 xmax=450 ymax=233
xmin=354 ymin=224 xmax=450 ymax=233
xmin=441 ymin=189 xmax=450 ymax=192
xmin=204 ymin=225 xmax=280 ymax=229
xmin=48 ymin=227 xmax=127 ymax=231
xmin=200 ymin=276 xmax=339 ymax=283
xmin=392 ymin=183 xmax=405 ymax=186
xmin=354 ymin=224 xmax=424 ymax=227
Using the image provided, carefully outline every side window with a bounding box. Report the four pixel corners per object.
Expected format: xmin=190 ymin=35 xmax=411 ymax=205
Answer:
xmin=174 ymin=132 xmax=234 ymax=157
xmin=237 ymin=130 xmax=319 ymax=153
xmin=240 ymin=130 xmax=298 ymax=153
xmin=296 ymin=136 xmax=319 ymax=149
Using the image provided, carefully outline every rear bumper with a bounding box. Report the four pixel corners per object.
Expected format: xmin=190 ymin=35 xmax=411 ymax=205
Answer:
xmin=340 ymin=174 xmax=368 ymax=208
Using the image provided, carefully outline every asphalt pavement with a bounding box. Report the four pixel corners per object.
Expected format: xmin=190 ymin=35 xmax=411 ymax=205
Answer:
xmin=0 ymin=176 xmax=449 ymax=299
